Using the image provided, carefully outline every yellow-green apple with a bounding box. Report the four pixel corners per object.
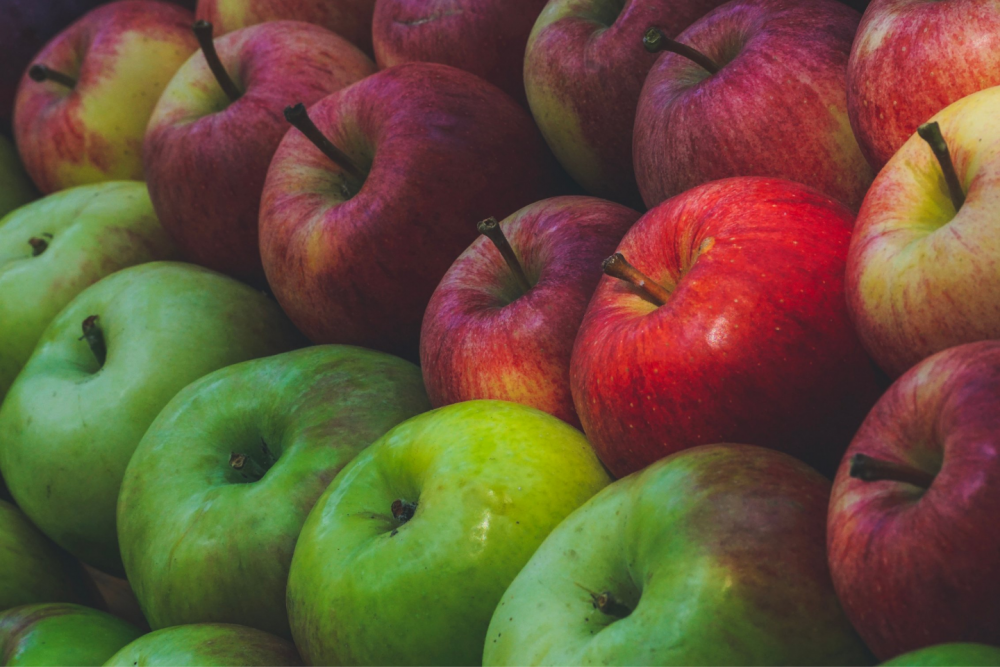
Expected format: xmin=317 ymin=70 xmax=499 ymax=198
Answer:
xmin=260 ymin=63 xmax=563 ymax=359
xmin=847 ymin=0 xmax=1000 ymax=171
xmin=484 ymin=444 xmax=873 ymax=666
xmin=372 ymin=0 xmax=547 ymax=106
xmin=0 ymin=135 xmax=35 ymax=218
xmin=524 ymin=0 xmax=727 ymax=208
xmin=0 ymin=181 xmax=177 ymax=401
xmin=143 ymin=21 xmax=374 ymax=286
xmin=104 ymin=624 xmax=301 ymax=666
xmin=634 ymin=0 xmax=873 ymax=211
xmin=0 ymin=262 xmax=302 ymax=575
xmin=286 ymin=400 xmax=611 ymax=665
xmin=13 ymin=1 xmax=198 ymax=194
xmin=420 ymin=197 xmax=639 ymax=427
xmin=118 ymin=345 xmax=429 ymax=638
xmin=196 ymin=0 xmax=377 ymax=55
xmin=882 ymin=644 xmax=1000 ymax=666
xmin=846 ymin=86 xmax=1000 ymax=378
xmin=0 ymin=603 xmax=142 ymax=666
xmin=827 ymin=341 xmax=1000 ymax=659
xmin=571 ymin=177 xmax=882 ymax=479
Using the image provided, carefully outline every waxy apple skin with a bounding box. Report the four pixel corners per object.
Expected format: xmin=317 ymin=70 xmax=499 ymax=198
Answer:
xmin=421 ymin=196 xmax=639 ymax=427
xmin=144 ymin=21 xmax=375 ymax=285
xmin=118 ymin=345 xmax=429 ymax=638
xmin=0 ymin=603 xmax=142 ymax=666
xmin=13 ymin=2 xmax=198 ymax=194
xmin=485 ymin=444 xmax=872 ymax=666
xmin=828 ymin=341 xmax=1000 ymax=659
xmin=260 ymin=63 xmax=563 ymax=359
xmin=104 ymin=624 xmax=302 ymax=666
xmin=848 ymin=0 xmax=1000 ymax=171
xmin=571 ymin=178 xmax=881 ymax=479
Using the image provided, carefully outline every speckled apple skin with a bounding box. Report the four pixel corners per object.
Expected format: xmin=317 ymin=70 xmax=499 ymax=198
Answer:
xmin=104 ymin=624 xmax=302 ymax=666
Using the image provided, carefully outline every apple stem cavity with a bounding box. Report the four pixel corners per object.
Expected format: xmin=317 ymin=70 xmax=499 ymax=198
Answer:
xmin=477 ymin=217 xmax=532 ymax=294
xmin=79 ymin=315 xmax=106 ymax=367
xmin=642 ymin=28 xmax=720 ymax=75
xmin=192 ymin=21 xmax=241 ymax=103
xmin=28 ymin=233 xmax=52 ymax=256
xmin=917 ymin=121 xmax=965 ymax=212
xmin=283 ymin=103 xmax=366 ymax=184
xmin=28 ymin=64 xmax=77 ymax=89
xmin=390 ymin=499 xmax=417 ymax=524
xmin=229 ymin=451 xmax=269 ymax=482
xmin=575 ymin=583 xmax=633 ymax=619
xmin=602 ymin=253 xmax=671 ymax=306
xmin=849 ymin=453 xmax=935 ymax=489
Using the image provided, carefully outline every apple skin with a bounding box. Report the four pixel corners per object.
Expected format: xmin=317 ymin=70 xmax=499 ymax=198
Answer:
xmin=0 ymin=135 xmax=36 ymax=218
xmin=881 ymin=644 xmax=1000 ymax=666
xmin=13 ymin=1 xmax=198 ymax=194
xmin=420 ymin=196 xmax=639 ymax=427
xmin=484 ymin=444 xmax=872 ymax=666
xmin=0 ymin=181 xmax=178 ymax=401
xmin=845 ymin=86 xmax=1000 ymax=379
xmin=104 ymin=624 xmax=302 ymax=666
xmin=847 ymin=0 xmax=1000 ymax=171
xmin=118 ymin=345 xmax=430 ymax=639
xmin=570 ymin=177 xmax=882 ymax=479
xmin=0 ymin=262 xmax=303 ymax=576
xmin=827 ymin=341 xmax=1000 ymax=659
xmin=143 ymin=21 xmax=375 ymax=286
xmin=0 ymin=603 xmax=142 ymax=666
xmin=260 ymin=62 xmax=564 ymax=360
xmin=286 ymin=400 xmax=612 ymax=665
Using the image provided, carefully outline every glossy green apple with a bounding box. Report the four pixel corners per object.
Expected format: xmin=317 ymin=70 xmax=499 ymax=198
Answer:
xmin=0 ymin=262 xmax=302 ymax=575
xmin=881 ymin=644 xmax=1000 ymax=666
xmin=0 ymin=603 xmax=142 ymax=666
xmin=483 ymin=444 xmax=873 ymax=666
xmin=103 ymin=624 xmax=301 ymax=666
xmin=0 ymin=136 xmax=35 ymax=219
xmin=286 ymin=399 xmax=612 ymax=665
xmin=119 ymin=345 xmax=430 ymax=638
xmin=0 ymin=181 xmax=177 ymax=400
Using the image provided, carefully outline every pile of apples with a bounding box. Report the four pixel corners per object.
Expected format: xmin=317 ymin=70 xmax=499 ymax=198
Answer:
xmin=1 ymin=0 xmax=999 ymax=664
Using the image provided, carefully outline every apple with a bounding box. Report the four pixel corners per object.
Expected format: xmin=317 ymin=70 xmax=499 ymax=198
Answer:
xmin=286 ymin=400 xmax=611 ymax=665
xmin=881 ymin=644 xmax=1000 ymax=666
xmin=0 ymin=262 xmax=303 ymax=575
xmin=827 ymin=341 xmax=1000 ymax=659
xmin=633 ymin=0 xmax=873 ymax=211
xmin=104 ymin=624 xmax=301 ymax=666
xmin=846 ymin=86 xmax=1000 ymax=378
xmin=259 ymin=62 xmax=564 ymax=360
xmin=118 ymin=345 xmax=430 ymax=639
xmin=484 ymin=444 xmax=872 ymax=665
xmin=420 ymin=196 xmax=639 ymax=427
xmin=13 ymin=1 xmax=198 ymax=194
xmin=143 ymin=20 xmax=375 ymax=286
xmin=570 ymin=177 xmax=882 ymax=479
xmin=0 ymin=603 xmax=142 ymax=666
xmin=0 ymin=135 xmax=35 ymax=218
xmin=0 ymin=181 xmax=178 ymax=402
xmin=847 ymin=0 xmax=1000 ymax=171
xmin=524 ymin=0 xmax=728 ymax=208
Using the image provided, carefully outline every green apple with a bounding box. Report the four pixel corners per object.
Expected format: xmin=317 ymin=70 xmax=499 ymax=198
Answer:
xmin=881 ymin=644 xmax=1000 ymax=666
xmin=0 ymin=181 xmax=177 ymax=400
xmin=483 ymin=444 xmax=873 ymax=666
xmin=103 ymin=624 xmax=301 ymax=666
xmin=0 ymin=603 xmax=142 ymax=666
xmin=0 ymin=262 xmax=302 ymax=575
xmin=286 ymin=399 xmax=612 ymax=665
xmin=0 ymin=136 xmax=35 ymax=219
xmin=118 ymin=345 xmax=430 ymax=638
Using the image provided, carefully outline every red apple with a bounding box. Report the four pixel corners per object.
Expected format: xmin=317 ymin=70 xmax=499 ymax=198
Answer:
xmin=847 ymin=0 xmax=1000 ymax=171
xmin=420 ymin=196 xmax=639 ymax=427
xmin=827 ymin=340 xmax=1000 ymax=659
xmin=143 ymin=20 xmax=375 ymax=286
xmin=259 ymin=63 xmax=563 ymax=360
xmin=633 ymin=0 xmax=873 ymax=211
xmin=570 ymin=177 xmax=882 ymax=478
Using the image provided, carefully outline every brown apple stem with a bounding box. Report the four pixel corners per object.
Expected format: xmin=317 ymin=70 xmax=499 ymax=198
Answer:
xmin=849 ymin=453 xmax=935 ymax=488
xmin=602 ymin=253 xmax=671 ymax=306
xmin=28 ymin=64 xmax=77 ymax=89
xmin=79 ymin=315 xmax=106 ymax=366
xmin=229 ymin=452 xmax=267 ymax=481
xmin=283 ymin=103 xmax=365 ymax=183
xmin=391 ymin=499 xmax=417 ymax=524
xmin=477 ymin=217 xmax=532 ymax=294
xmin=593 ymin=591 xmax=632 ymax=619
xmin=28 ymin=233 xmax=52 ymax=256
xmin=642 ymin=27 xmax=719 ymax=75
xmin=916 ymin=121 xmax=965 ymax=212
xmin=192 ymin=21 xmax=241 ymax=102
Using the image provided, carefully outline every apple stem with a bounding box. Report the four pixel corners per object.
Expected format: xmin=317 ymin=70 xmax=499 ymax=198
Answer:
xmin=28 ymin=64 xmax=77 ymax=89
xmin=477 ymin=217 xmax=532 ymax=294
xmin=192 ymin=21 xmax=241 ymax=103
xmin=593 ymin=591 xmax=632 ymax=619
xmin=917 ymin=121 xmax=965 ymax=212
xmin=28 ymin=233 xmax=52 ymax=256
xmin=79 ymin=315 xmax=106 ymax=366
xmin=229 ymin=452 xmax=268 ymax=481
xmin=642 ymin=27 xmax=719 ymax=75
xmin=391 ymin=499 xmax=417 ymax=524
xmin=602 ymin=253 xmax=671 ymax=306
xmin=283 ymin=103 xmax=365 ymax=183
xmin=849 ymin=453 xmax=935 ymax=489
